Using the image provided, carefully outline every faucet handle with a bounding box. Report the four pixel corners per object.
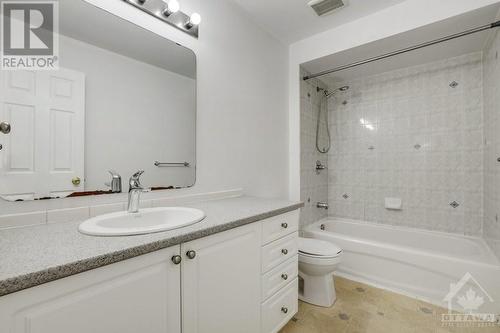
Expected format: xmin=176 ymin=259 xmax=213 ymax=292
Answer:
xmin=131 ymin=170 xmax=144 ymax=180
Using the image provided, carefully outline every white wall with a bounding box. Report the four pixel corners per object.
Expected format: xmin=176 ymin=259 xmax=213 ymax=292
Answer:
xmin=483 ymin=28 xmax=500 ymax=258
xmin=0 ymin=0 xmax=289 ymax=216
xmin=289 ymin=0 xmax=500 ymax=201
xmin=60 ymin=34 xmax=196 ymax=190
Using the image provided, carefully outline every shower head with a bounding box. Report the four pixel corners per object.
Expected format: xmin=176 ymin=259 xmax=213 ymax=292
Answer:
xmin=325 ymin=85 xmax=349 ymax=98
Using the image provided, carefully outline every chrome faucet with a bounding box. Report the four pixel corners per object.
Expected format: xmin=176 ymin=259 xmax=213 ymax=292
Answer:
xmin=128 ymin=170 xmax=150 ymax=213
xmin=317 ymin=202 xmax=329 ymax=210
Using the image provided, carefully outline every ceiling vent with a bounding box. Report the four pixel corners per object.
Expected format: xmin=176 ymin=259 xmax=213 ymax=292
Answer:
xmin=308 ymin=0 xmax=346 ymax=16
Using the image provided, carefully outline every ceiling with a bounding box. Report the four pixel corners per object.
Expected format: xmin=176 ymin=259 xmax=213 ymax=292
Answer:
xmin=301 ymin=2 xmax=500 ymax=86
xmin=230 ymin=0 xmax=408 ymax=44
xmin=58 ymin=0 xmax=196 ymax=79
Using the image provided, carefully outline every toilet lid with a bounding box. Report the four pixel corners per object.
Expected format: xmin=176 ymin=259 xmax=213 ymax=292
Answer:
xmin=299 ymin=237 xmax=342 ymax=257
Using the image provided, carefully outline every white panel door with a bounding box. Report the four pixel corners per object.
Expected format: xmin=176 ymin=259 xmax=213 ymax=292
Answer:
xmin=44 ymin=69 xmax=85 ymax=197
xmin=182 ymin=223 xmax=262 ymax=333
xmin=0 ymin=69 xmax=85 ymax=200
xmin=0 ymin=70 xmax=43 ymax=200
xmin=0 ymin=247 xmax=181 ymax=333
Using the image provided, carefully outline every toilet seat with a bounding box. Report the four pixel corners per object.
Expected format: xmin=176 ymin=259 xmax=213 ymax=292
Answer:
xmin=299 ymin=237 xmax=342 ymax=258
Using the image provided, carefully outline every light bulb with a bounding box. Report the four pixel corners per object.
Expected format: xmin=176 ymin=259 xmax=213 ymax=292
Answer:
xmin=185 ymin=12 xmax=201 ymax=29
xmin=162 ymin=0 xmax=180 ymax=16
xmin=168 ymin=0 xmax=180 ymax=13
xmin=189 ymin=13 xmax=201 ymax=25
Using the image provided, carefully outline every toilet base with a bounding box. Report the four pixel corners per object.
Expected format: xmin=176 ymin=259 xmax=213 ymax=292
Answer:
xmin=298 ymin=272 xmax=336 ymax=307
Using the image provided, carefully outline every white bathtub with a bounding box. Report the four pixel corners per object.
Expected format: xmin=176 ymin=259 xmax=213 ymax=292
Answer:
xmin=303 ymin=218 xmax=500 ymax=313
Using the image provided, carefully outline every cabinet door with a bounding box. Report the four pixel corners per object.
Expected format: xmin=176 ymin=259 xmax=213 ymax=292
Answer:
xmin=0 ymin=246 xmax=181 ymax=333
xmin=182 ymin=223 xmax=262 ymax=333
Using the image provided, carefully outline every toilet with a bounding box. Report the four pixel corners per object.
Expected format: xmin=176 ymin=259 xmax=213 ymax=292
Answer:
xmin=298 ymin=237 xmax=343 ymax=307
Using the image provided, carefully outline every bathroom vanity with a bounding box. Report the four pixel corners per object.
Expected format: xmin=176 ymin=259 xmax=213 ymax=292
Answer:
xmin=0 ymin=197 xmax=301 ymax=333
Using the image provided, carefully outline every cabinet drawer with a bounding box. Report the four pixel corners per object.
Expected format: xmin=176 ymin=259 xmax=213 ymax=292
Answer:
xmin=261 ymin=279 xmax=298 ymax=333
xmin=262 ymin=211 xmax=299 ymax=245
xmin=262 ymin=232 xmax=298 ymax=273
xmin=261 ymin=255 xmax=298 ymax=301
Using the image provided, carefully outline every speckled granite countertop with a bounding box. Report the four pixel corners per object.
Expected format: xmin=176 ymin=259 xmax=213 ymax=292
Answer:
xmin=0 ymin=196 xmax=303 ymax=296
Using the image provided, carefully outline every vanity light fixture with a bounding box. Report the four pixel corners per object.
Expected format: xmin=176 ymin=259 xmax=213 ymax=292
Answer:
xmin=123 ymin=0 xmax=200 ymax=38
xmin=162 ymin=0 xmax=180 ymax=17
xmin=185 ymin=12 xmax=201 ymax=29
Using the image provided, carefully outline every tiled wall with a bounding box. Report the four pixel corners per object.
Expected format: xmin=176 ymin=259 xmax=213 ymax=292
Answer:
xmin=327 ymin=53 xmax=484 ymax=235
xmin=299 ymin=69 xmax=329 ymax=227
xmin=483 ymin=29 xmax=500 ymax=258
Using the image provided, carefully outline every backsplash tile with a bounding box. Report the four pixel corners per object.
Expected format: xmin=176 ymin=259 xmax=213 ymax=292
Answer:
xmin=89 ymin=203 xmax=125 ymax=217
xmin=0 ymin=211 xmax=46 ymax=229
xmin=326 ymin=52 xmax=484 ymax=236
xmin=47 ymin=207 xmax=90 ymax=224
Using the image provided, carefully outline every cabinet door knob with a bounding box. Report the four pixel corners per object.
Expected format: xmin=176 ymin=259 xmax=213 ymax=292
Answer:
xmin=281 ymin=307 xmax=288 ymax=314
xmin=281 ymin=274 xmax=288 ymax=280
xmin=171 ymin=255 xmax=182 ymax=265
xmin=281 ymin=249 xmax=288 ymax=255
xmin=281 ymin=222 xmax=288 ymax=229
xmin=186 ymin=250 xmax=196 ymax=259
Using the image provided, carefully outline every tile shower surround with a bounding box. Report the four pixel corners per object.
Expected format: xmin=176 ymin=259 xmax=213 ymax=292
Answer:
xmin=326 ymin=52 xmax=485 ymax=236
xmin=300 ymin=69 xmax=329 ymax=227
xmin=483 ymin=29 xmax=500 ymax=258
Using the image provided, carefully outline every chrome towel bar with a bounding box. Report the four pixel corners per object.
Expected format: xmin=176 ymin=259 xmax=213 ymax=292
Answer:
xmin=154 ymin=161 xmax=190 ymax=167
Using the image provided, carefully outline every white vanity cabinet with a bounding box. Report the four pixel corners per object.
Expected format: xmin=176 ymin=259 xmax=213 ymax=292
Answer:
xmin=0 ymin=246 xmax=182 ymax=333
xmin=181 ymin=222 xmax=262 ymax=333
xmin=0 ymin=210 xmax=300 ymax=333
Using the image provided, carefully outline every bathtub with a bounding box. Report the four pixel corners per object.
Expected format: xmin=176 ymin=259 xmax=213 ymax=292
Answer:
xmin=303 ymin=218 xmax=500 ymax=313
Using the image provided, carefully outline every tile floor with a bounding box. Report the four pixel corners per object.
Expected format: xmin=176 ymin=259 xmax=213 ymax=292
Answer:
xmin=280 ymin=277 xmax=500 ymax=333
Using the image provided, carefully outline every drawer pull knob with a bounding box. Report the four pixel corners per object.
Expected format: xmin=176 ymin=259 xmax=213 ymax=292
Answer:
xmin=186 ymin=250 xmax=196 ymax=259
xmin=281 ymin=274 xmax=288 ymax=280
xmin=281 ymin=249 xmax=288 ymax=255
xmin=171 ymin=255 xmax=182 ymax=265
xmin=281 ymin=222 xmax=288 ymax=229
xmin=281 ymin=307 xmax=288 ymax=314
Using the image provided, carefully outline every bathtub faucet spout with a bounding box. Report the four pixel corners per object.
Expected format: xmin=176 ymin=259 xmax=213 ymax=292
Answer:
xmin=317 ymin=202 xmax=329 ymax=210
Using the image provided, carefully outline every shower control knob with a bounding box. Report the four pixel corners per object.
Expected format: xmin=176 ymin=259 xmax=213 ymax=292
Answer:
xmin=171 ymin=255 xmax=182 ymax=265
xmin=281 ymin=222 xmax=288 ymax=229
xmin=186 ymin=250 xmax=196 ymax=259
xmin=281 ymin=249 xmax=288 ymax=255
xmin=281 ymin=274 xmax=288 ymax=280
xmin=281 ymin=307 xmax=288 ymax=314
xmin=497 ymin=157 xmax=500 ymax=162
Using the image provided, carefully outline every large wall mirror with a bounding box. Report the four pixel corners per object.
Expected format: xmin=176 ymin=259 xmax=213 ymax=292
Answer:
xmin=0 ymin=0 xmax=196 ymax=201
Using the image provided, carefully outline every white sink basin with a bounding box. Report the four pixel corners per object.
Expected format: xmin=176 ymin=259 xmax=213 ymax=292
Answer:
xmin=78 ymin=207 xmax=205 ymax=236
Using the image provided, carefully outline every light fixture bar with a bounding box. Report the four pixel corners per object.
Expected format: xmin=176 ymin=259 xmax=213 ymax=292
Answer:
xmin=123 ymin=0 xmax=199 ymax=39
